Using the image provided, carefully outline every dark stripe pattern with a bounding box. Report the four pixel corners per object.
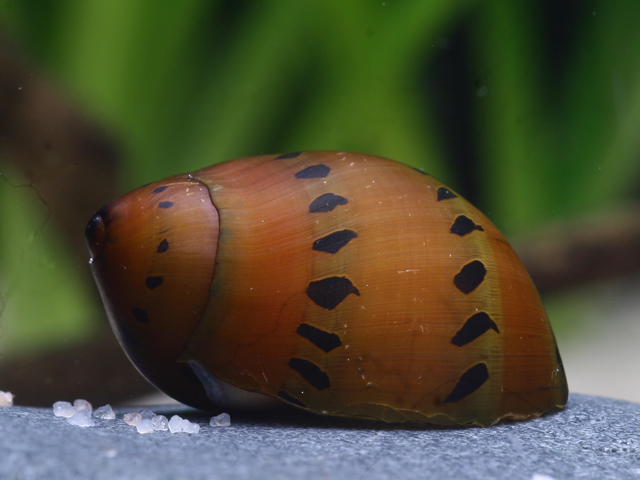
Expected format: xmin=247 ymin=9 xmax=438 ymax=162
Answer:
xmin=157 ymin=239 xmax=169 ymax=253
xmin=295 ymin=164 xmax=331 ymax=178
xmin=453 ymin=260 xmax=486 ymax=294
xmin=450 ymin=215 xmax=484 ymax=236
xmin=145 ymin=276 xmax=164 ymax=290
xmin=130 ymin=190 xmax=175 ymax=334
xmin=437 ymin=187 xmax=457 ymax=201
xmin=297 ymin=323 xmax=342 ymax=352
xmin=132 ymin=307 xmax=149 ymax=323
xmin=292 ymin=155 xmax=359 ymax=392
xmin=306 ymin=277 xmax=360 ymax=310
xmin=309 ymin=193 xmax=348 ymax=213
xmin=288 ymin=358 xmax=331 ymax=390
xmin=115 ymin=322 xmax=139 ymax=347
xmin=312 ymin=230 xmax=358 ymax=254
xmin=442 ymin=184 xmax=501 ymax=404
xmin=276 ymin=152 xmax=302 ymax=159
xmin=451 ymin=312 xmax=499 ymax=346
xmin=444 ymin=363 xmax=489 ymax=403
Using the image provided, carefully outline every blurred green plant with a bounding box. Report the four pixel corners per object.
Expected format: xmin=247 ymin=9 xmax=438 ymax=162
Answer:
xmin=1 ymin=0 xmax=640 ymax=355
xmin=473 ymin=1 xmax=640 ymax=231
xmin=0 ymin=162 xmax=98 ymax=355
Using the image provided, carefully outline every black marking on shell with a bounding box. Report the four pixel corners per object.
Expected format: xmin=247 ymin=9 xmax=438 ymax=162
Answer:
xmin=451 ymin=312 xmax=499 ymax=346
xmin=277 ymin=391 xmax=307 ymax=408
xmin=412 ymin=167 xmax=429 ymax=175
xmin=444 ymin=363 xmax=489 ymax=403
xmin=296 ymin=323 xmax=342 ymax=352
xmin=153 ymin=186 xmax=168 ymax=194
xmin=312 ymin=230 xmax=358 ymax=254
xmin=437 ymin=187 xmax=457 ymax=201
xmin=556 ymin=345 xmax=565 ymax=370
xmin=276 ymin=152 xmax=302 ymax=160
xmin=157 ymin=239 xmax=169 ymax=253
xmin=309 ymin=193 xmax=348 ymax=213
xmin=288 ymin=358 xmax=330 ymax=390
xmin=85 ymin=213 xmax=102 ymax=241
xmin=306 ymin=277 xmax=360 ymax=310
xmin=159 ymin=201 xmax=174 ymax=209
xmin=450 ymin=215 xmax=484 ymax=236
xmin=180 ymin=366 xmax=204 ymax=386
xmin=453 ymin=260 xmax=486 ymax=294
xmin=295 ymin=164 xmax=331 ymax=178
xmin=85 ymin=205 xmax=111 ymax=241
xmin=95 ymin=205 xmax=110 ymax=220
xmin=115 ymin=322 xmax=139 ymax=347
xmin=145 ymin=276 xmax=164 ymax=290
xmin=132 ymin=307 xmax=149 ymax=324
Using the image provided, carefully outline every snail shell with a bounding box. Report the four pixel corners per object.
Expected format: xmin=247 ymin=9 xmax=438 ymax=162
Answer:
xmin=86 ymin=151 xmax=568 ymax=426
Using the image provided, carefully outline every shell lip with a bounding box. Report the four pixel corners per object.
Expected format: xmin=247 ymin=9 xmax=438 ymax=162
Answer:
xmin=86 ymin=177 xmax=222 ymax=409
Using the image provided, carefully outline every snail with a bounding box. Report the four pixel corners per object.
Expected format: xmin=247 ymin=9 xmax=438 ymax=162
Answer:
xmin=85 ymin=151 xmax=568 ymax=426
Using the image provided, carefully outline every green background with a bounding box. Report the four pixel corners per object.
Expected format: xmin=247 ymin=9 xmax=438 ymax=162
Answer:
xmin=1 ymin=1 xmax=639 ymax=383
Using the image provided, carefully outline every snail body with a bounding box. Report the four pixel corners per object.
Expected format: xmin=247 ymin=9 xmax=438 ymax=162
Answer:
xmin=86 ymin=151 xmax=567 ymax=426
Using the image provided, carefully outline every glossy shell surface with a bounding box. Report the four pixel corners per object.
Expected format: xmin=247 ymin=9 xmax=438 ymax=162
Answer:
xmin=86 ymin=151 xmax=568 ymax=426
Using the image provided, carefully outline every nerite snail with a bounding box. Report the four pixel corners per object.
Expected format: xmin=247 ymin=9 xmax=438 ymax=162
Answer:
xmin=85 ymin=151 xmax=568 ymax=426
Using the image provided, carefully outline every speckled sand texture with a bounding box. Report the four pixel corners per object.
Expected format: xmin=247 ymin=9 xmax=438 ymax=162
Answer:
xmin=1 ymin=394 xmax=639 ymax=480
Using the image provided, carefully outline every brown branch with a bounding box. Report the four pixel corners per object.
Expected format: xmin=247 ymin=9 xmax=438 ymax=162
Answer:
xmin=515 ymin=204 xmax=640 ymax=295
xmin=0 ymin=32 xmax=121 ymax=264
xmin=0 ymin=33 xmax=143 ymax=405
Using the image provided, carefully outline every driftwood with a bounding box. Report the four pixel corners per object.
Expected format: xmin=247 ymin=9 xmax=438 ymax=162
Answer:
xmin=0 ymin=33 xmax=121 ymax=266
xmin=515 ymin=206 xmax=640 ymax=295
xmin=0 ymin=34 xmax=139 ymax=407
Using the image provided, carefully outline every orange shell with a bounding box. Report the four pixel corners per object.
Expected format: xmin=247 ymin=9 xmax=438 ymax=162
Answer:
xmin=86 ymin=151 xmax=568 ymax=426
